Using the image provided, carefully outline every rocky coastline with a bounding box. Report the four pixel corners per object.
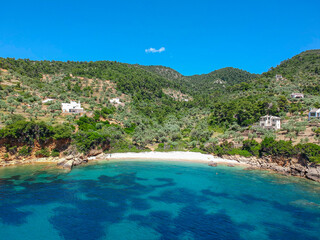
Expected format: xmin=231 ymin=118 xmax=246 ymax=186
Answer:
xmin=1 ymin=152 xmax=320 ymax=183
xmin=220 ymin=155 xmax=320 ymax=182
xmin=0 ymin=153 xmax=105 ymax=170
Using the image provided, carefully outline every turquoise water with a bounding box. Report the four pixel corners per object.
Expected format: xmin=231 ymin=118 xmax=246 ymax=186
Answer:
xmin=0 ymin=160 xmax=320 ymax=240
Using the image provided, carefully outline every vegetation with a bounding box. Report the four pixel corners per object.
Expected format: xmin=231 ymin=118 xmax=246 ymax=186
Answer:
xmin=0 ymin=50 xmax=320 ymax=163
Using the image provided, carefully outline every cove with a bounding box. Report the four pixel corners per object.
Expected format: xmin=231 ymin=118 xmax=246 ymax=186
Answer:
xmin=0 ymin=160 xmax=320 ymax=240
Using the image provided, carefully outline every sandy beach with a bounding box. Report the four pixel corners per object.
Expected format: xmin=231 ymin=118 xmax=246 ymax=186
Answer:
xmin=104 ymin=151 xmax=246 ymax=165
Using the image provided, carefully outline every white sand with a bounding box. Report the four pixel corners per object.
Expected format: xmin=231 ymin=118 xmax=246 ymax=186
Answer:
xmin=104 ymin=151 xmax=244 ymax=165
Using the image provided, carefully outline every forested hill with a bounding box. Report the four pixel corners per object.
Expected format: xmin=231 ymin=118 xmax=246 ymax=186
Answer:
xmin=184 ymin=67 xmax=259 ymax=94
xmin=136 ymin=65 xmax=184 ymax=81
xmin=0 ymin=59 xmax=180 ymax=101
xmin=1 ymin=50 xmax=320 ymax=163
xmin=136 ymin=65 xmax=259 ymax=96
xmin=263 ymin=49 xmax=320 ymax=79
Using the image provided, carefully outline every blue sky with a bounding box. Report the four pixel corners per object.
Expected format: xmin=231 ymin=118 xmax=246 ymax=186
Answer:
xmin=0 ymin=0 xmax=319 ymax=75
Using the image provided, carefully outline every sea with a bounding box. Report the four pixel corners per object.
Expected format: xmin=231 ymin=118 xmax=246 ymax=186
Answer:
xmin=0 ymin=160 xmax=319 ymax=240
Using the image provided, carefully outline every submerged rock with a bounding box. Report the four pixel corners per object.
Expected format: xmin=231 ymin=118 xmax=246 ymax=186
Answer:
xmin=63 ymin=160 xmax=74 ymax=170
xmin=57 ymin=159 xmax=74 ymax=170
xmin=57 ymin=155 xmax=88 ymax=170
xmin=208 ymin=162 xmax=218 ymax=167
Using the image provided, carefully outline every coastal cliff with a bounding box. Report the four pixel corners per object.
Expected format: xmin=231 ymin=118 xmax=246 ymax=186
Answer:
xmin=0 ymin=138 xmax=71 ymax=161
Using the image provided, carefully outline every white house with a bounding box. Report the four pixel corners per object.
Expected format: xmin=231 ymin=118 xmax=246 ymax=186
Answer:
xmin=276 ymin=74 xmax=283 ymax=81
xmin=259 ymin=115 xmax=281 ymax=130
xmin=110 ymin=98 xmax=121 ymax=104
xmin=308 ymin=109 xmax=320 ymax=120
xmin=291 ymin=93 xmax=304 ymax=99
xmin=61 ymin=101 xmax=84 ymax=113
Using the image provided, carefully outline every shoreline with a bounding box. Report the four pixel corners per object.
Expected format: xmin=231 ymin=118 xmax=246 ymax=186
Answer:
xmin=1 ymin=151 xmax=319 ymax=183
xmin=103 ymin=151 xmax=246 ymax=165
xmin=0 ymin=151 xmax=247 ymax=169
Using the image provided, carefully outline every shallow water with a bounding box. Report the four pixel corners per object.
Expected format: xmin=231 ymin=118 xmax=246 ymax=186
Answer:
xmin=0 ymin=160 xmax=320 ymax=240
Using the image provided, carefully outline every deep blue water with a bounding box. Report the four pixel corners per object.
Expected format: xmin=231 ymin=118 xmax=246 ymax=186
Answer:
xmin=0 ymin=160 xmax=320 ymax=240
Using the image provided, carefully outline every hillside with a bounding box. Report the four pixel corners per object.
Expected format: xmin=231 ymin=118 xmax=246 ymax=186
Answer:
xmin=137 ymin=65 xmax=184 ymax=81
xmin=137 ymin=65 xmax=259 ymax=96
xmin=1 ymin=50 xmax=320 ymax=165
xmin=264 ymin=49 xmax=320 ymax=79
xmin=263 ymin=49 xmax=320 ymax=96
xmin=184 ymin=67 xmax=259 ymax=94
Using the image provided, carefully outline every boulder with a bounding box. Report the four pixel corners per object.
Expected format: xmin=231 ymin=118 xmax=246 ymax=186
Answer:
xmin=88 ymin=148 xmax=103 ymax=156
xmin=57 ymin=159 xmax=73 ymax=170
xmin=290 ymin=164 xmax=307 ymax=176
xmin=208 ymin=162 xmax=217 ymax=167
xmin=62 ymin=160 xmax=74 ymax=170
xmin=73 ymin=158 xmax=81 ymax=166
xmin=270 ymin=165 xmax=288 ymax=173
xmin=57 ymin=158 xmax=66 ymax=166
xmin=306 ymin=166 xmax=320 ymax=182
xmin=66 ymin=155 xmax=74 ymax=160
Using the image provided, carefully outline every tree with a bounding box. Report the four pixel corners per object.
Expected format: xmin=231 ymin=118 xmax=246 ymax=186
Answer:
xmin=8 ymin=107 xmax=15 ymax=114
xmin=277 ymin=95 xmax=289 ymax=112
xmin=242 ymin=139 xmax=260 ymax=156
xmin=0 ymin=100 xmax=7 ymax=110
xmin=22 ymin=105 xmax=27 ymax=112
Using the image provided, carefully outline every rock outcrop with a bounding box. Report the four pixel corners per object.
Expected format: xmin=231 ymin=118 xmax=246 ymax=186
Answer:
xmin=0 ymin=152 xmax=105 ymax=169
xmin=57 ymin=155 xmax=88 ymax=170
xmin=208 ymin=162 xmax=217 ymax=167
xmin=220 ymin=155 xmax=320 ymax=182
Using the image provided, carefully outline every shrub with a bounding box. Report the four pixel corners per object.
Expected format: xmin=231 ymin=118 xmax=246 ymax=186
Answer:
xmin=18 ymin=146 xmax=31 ymax=156
xmin=51 ymin=149 xmax=60 ymax=157
xmin=295 ymin=143 xmax=320 ymax=162
xmin=53 ymin=124 xmax=74 ymax=139
xmin=308 ymin=156 xmax=320 ymax=164
xmin=227 ymin=149 xmax=252 ymax=157
xmin=314 ymin=128 xmax=320 ymax=137
xmin=72 ymin=130 xmax=110 ymax=153
xmin=156 ymin=143 xmax=176 ymax=152
xmin=35 ymin=148 xmax=50 ymax=157
xmin=260 ymin=137 xmax=294 ymax=157
xmin=8 ymin=146 xmax=17 ymax=154
xmin=0 ymin=121 xmax=55 ymax=145
xmin=242 ymin=139 xmax=260 ymax=156
xmin=190 ymin=147 xmax=206 ymax=154
xmin=213 ymin=141 xmax=234 ymax=156
xmin=124 ymin=123 xmax=136 ymax=135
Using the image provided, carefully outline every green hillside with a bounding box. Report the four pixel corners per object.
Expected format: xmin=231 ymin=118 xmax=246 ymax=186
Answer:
xmin=264 ymin=49 xmax=320 ymax=79
xmin=137 ymin=65 xmax=259 ymax=96
xmin=137 ymin=65 xmax=184 ymax=81
xmin=185 ymin=67 xmax=259 ymax=94
xmin=1 ymin=50 xmax=320 ymax=164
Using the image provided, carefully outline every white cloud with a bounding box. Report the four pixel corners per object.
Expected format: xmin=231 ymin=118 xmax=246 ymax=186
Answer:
xmin=145 ymin=47 xmax=165 ymax=53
